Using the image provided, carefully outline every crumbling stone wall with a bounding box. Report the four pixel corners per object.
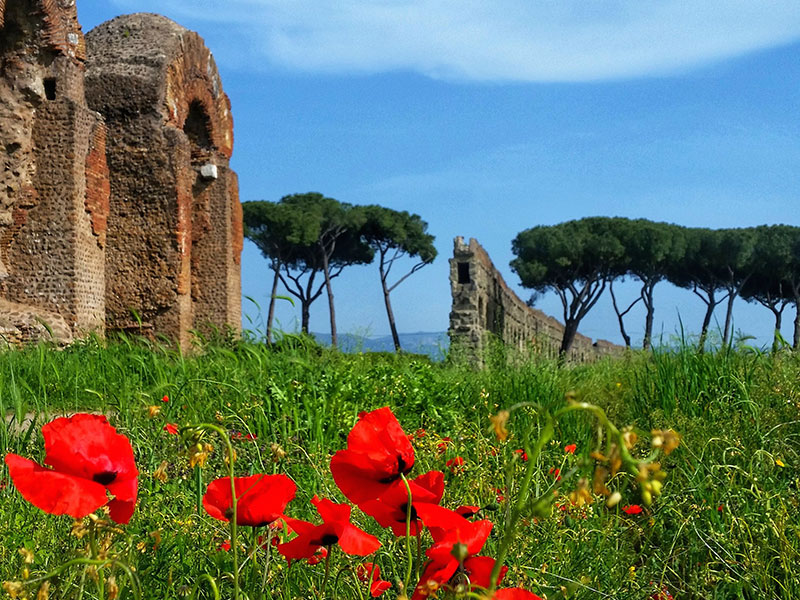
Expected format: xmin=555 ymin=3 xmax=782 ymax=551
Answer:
xmin=448 ymin=237 xmax=620 ymax=365
xmin=0 ymin=3 xmax=242 ymax=346
xmin=85 ymin=13 xmax=242 ymax=347
xmin=0 ymin=0 xmax=106 ymax=344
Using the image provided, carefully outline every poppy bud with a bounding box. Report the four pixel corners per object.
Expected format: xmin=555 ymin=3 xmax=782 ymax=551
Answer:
xmin=606 ymin=491 xmax=622 ymax=508
xmin=450 ymin=542 xmax=468 ymax=563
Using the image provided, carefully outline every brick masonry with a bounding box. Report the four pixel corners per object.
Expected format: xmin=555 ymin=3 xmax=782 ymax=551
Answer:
xmin=448 ymin=237 xmax=621 ymax=366
xmin=0 ymin=1 xmax=242 ymax=345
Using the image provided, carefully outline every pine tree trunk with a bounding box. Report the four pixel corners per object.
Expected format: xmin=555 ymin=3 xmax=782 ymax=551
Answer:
xmin=382 ymin=282 xmax=401 ymax=352
xmin=266 ymin=264 xmax=280 ymax=345
xmin=794 ymin=303 xmax=800 ymax=349
xmin=301 ymin=302 xmax=310 ymax=334
xmin=322 ymin=257 xmax=337 ymax=349
xmin=643 ymin=286 xmax=655 ymax=351
xmin=698 ymin=295 xmax=715 ymax=353
xmin=559 ymin=319 xmax=580 ymax=358
xmin=772 ymin=308 xmax=783 ymax=353
xmin=722 ymin=291 xmax=736 ymax=347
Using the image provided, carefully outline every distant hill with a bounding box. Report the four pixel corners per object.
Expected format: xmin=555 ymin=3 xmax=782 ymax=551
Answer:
xmin=311 ymin=331 xmax=449 ymax=360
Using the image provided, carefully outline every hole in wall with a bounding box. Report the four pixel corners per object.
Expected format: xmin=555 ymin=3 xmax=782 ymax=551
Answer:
xmin=457 ymin=262 xmax=470 ymax=284
xmin=44 ymin=78 xmax=56 ymax=100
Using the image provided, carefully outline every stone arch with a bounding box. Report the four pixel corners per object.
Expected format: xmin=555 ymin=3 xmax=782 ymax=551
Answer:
xmin=85 ymin=13 xmax=242 ymax=346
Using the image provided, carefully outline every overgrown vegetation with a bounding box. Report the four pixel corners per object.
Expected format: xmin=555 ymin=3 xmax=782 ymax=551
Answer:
xmin=1 ymin=336 xmax=798 ymax=599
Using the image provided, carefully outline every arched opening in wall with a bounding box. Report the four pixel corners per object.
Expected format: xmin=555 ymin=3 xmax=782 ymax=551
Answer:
xmin=184 ymin=100 xmax=213 ymax=158
xmin=182 ymin=98 xmax=225 ymax=334
xmin=183 ymin=100 xmax=214 ymax=317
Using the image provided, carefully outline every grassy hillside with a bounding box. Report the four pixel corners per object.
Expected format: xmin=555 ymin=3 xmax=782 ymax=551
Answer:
xmin=1 ymin=335 xmax=798 ymax=599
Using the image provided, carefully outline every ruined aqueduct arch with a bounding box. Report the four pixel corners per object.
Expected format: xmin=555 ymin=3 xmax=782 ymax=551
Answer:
xmin=0 ymin=2 xmax=243 ymax=345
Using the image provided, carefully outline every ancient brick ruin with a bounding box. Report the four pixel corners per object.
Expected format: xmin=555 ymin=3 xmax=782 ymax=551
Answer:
xmin=0 ymin=1 xmax=242 ymax=346
xmin=448 ymin=237 xmax=620 ymax=365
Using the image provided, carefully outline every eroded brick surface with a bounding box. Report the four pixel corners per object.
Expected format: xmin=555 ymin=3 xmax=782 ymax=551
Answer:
xmin=85 ymin=13 xmax=241 ymax=346
xmin=0 ymin=3 xmax=242 ymax=346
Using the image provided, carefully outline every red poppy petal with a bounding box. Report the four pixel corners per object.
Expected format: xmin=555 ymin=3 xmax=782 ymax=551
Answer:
xmin=337 ymin=523 xmax=381 ymax=556
xmin=237 ymin=474 xmax=296 ymax=526
xmin=330 ymin=450 xmax=400 ymax=504
xmin=371 ymin=579 xmax=392 ymax=597
xmin=107 ymin=498 xmax=136 ymax=524
xmin=106 ymin=476 xmax=138 ymax=523
xmin=464 ymin=555 xmax=506 ymax=589
xmin=414 ymin=504 xmax=471 ymax=538
xmin=455 ymin=505 xmax=481 ymax=519
xmin=277 ymin=533 xmax=322 ymax=561
xmin=43 ymin=414 xmax=137 ymax=483
xmin=282 ymin=516 xmax=316 ymax=536
xmin=312 ymin=495 xmax=352 ymax=524
xmin=493 ymin=589 xmax=543 ymax=600
xmin=5 ymin=454 xmax=109 ymax=519
xmin=347 ymin=407 xmax=413 ymax=462
xmin=412 ymin=559 xmax=458 ymax=600
xmin=202 ymin=477 xmax=234 ymax=522
xmin=411 ymin=471 xmax=444 ymax=503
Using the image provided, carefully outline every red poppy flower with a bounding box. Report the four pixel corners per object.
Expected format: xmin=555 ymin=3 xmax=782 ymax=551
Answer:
xmin=4 ymin=414 xmax=138 ymax=524
xmin=163 ymin=423 xmax=179 ymax=435
xmin=330 ymin=407 xmax=415 ymax=504
xmin=455 ymin=505 xmax=481 ymax=519
xmin=514 ymin=449 xmax=528 ymax=461
xmin=446 ymin=456 xmax=465 ymax=473
xmin=161 ymin=395 xmax=169 ymax=403
xmin=277 ymin=496 xmax=380 ymax=562
xmin=307 ymin=546 xmax=327 ymax=565
xmin=622 ymin=504 xmax=643 ymax=515
xmin=564 ymin=444 xmax=577 ymax=454
xmin=492 ymin=589 xmax=543 ymax=600
xmin=360 ymin=471 xmax=462 ymax=537
xmin=436 ymin=437 xmax=451 ymax=454
xmin=356 ymin=563 xmax=392 ymax=597
xmin=407 ymin=428 xmax=427 ymax=442
xmin=411 ymin=516 xmax=506 ymax=600
xmin=219 ymin=540 xmax=232 ymax=552
xmin=548 ymin=467 xmax=561 ymax=481
xmin=203 ymin=473 xmax=296 ymax=527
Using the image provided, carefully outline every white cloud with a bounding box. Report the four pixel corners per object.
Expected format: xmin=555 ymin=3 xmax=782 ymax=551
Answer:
xmin=108 ymin=0 xmax=800 ymax=81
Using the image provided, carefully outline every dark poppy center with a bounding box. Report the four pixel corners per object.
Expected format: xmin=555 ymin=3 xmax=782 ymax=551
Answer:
xmin=378 ymin=455 xmax=414 ymax=484
xmin=224 ymin=508 xmax=235 ymax=520
xmin=400 ymin=504 xmax=419 ymax=522
xmin=92 ymin=471 xmax=117 ymax=485
xmin=315 ymin=533 xmax=339 ymax=546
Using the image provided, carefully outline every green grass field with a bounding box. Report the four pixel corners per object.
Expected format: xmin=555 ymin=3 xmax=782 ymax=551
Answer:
xmin=1 ymin=334 xmax=798 ymax=599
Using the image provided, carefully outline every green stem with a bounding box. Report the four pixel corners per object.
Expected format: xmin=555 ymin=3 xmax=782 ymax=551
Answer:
xmin=261 ymin=528 xmax=272 ymax=595
xmin=25 ymin=558 xmax=141 ymax=600
xmin=182 ymin=423 xmax=240 ymax=600
xmin=488 ymin=413 xmax=554 ymax=594
xmin=400 ymin=473 xmax=415 ymax=593
xmin=321 ymin=546 xmax=333 ymax=599
xmin=190 ymin=574 xmax=221 ymax=600
xmin=87 ymin=519 xmax=105 ymax=600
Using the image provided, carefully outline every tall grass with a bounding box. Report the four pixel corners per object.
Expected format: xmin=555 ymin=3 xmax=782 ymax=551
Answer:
xmin=1 ymin=337 xmax=798 ymax=599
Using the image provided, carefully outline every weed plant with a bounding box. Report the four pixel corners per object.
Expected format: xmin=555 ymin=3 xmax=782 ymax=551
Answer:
xmin=0 ymin=334 xmax=798 ymax=599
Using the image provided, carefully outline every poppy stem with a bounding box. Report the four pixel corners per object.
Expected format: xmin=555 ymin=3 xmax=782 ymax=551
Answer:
xmin=184 ymin=423 xmax=240 ymax=600
xmin=399 ymin=473 xmax=414 ymax=593
xmin=251 ymin=526 xmax=260 ymax=588
xmin=321 ymin=545 xmax=332 ymax=599
xmin=87 ymin=518 xmax=106 ymax=600
xmin=261 ymin=528 xmax=271 ymax=594
xmin=488 ymin=412 xmax=555 ymax=595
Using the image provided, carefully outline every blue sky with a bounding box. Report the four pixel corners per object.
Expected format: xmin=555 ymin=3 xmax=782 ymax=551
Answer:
xmin=78 ymin=1 xmax=800 ymax=348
